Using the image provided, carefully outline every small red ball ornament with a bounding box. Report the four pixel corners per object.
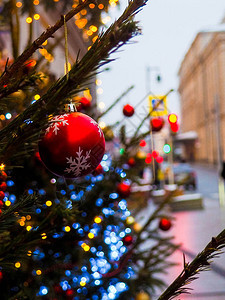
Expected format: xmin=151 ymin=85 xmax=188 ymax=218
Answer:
xmin=159 ymin=218 xmax=172 ymax=231
xmin=150 ymin=117 xmax=164 ymax=132
xmin=79 ymin=97 xmax=91 ymax=109
xmin=39 ymin=112 xmax=105 ymax=178
xmin=0 ymin=171 xmax=7 ymax=182
xmin=123 ymin=104 xmax=135 ymax=117
xmin=0 ymin=191 xmax=5 ymax=201
xmin=93 ymin=164 xmax=104 ymax=175
xmin=0 ymin=182 xmax=7 ymax=191
xmin=122 ymin=235 xmax=133 ymax=246
xmin=156 ymin=156 xmax=164 ymax=163
xmin=152 ymin=150 xmax=159 ymax=158
xmin=127 ymin=157 xmax=136 ymax=167
xmin=117 ymin=182 xmax=131 ymax=198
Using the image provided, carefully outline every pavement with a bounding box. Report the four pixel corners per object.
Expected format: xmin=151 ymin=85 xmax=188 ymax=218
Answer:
xmin=139 ymin=163 xmax=225 ymax=299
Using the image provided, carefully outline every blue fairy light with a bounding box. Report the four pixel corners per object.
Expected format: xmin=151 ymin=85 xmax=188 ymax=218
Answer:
xmin=9 ymin=194 xmax=16 ymax=203
xmin=104 ymin=237 xmax=111 ymax=245
xmin=81 ymin=266 xmax=87 ymax=272
xmin=28 ymin=189 xmax=34 ymax=195
xmin=6 ymin=180 xmax=14 ymax=187
xmin=109 ymin=193 xmax=118 ymax=200
xmin=82 ymin=212 xmax=87 ymax=217
xmin=120 ymin=172 xmax=127 ymax=178
xmin=96 ymin=198 xmax=103 ymax=206
xmin=125 ymin=228 xmax=131 ymax=234
xmin=5 ymin=113 xmax=12 ymax=120
xmin=60 ymin=189 xmax=66 ymax=195
xmin=38 ymin=189 xmax=46 ymax=195
xmin=94 ymin=280 xmax=101 ymax=286
xmin=72 ymin=223 xmax=80 ymax=229
xmin=36 ymin=208 xmax=41 ymax=214
xmin=65 ymin=270 xmax=71 ymax=276
xmin=39 ymin=286 xmax=48 ymax=295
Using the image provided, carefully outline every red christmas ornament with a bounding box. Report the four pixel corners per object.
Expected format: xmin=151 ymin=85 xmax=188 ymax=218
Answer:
xmin=0 ymin=182 xmax=7 ymax=191
xmin=159 ymin=218 xmax=172 ymax=231
xmin=93 ymin=164 xmax=104 ymax=175
xmin=150 ymin=117 xmax=164 ymax=132
xmin=117 ymin=182 xmax=131 ymax=198
xmin=139 ymin=140 xmax=146 ymax=147
xmin=127 ymin=157 xmax=136 ymax=167
xmin=156 ymin=156 xmax=164 ymax=163
xmin=152 ymin=150 xmax=159 ymax=158
xmin=122 ymin=235 xmax=133 ymax=246
xmin=38 ymin=112 xmax=105 ymax=178
xmin=0 ymin=191 xmax=5 ymax=200
xmin=79 ymin=97 xmax=91 ymax=109
xmin=145 ymin=153 xmax=152 ymax=164
xmin=0 ymin=171 xmax=7 ymax=182
xmin=123 ymin=104 xmax=135 ymax=117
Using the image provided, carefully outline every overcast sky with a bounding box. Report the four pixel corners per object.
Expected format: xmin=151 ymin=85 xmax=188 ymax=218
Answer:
xmin=98 ymin=0 xmax=225 ymax=130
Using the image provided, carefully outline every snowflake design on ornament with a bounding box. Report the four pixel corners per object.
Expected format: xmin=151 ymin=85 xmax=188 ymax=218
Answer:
xmin=91 ymin=120 xmax=103 ymax=137
xmin=46 ymin=114 xmax=69 ymax=135
xmin=65 ymin=147 xmax=91 ymax=177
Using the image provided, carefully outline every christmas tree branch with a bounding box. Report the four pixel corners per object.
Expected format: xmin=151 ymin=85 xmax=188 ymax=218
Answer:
xmin=0 ymin=0 xmax=92 ymax=87
xmin=97 ymin=85 xmax=135 ymax=120
xmin=158 ymin=229 xmax=225 ymax=300
xmin=0 ymin=0 xmax=148 ymax=165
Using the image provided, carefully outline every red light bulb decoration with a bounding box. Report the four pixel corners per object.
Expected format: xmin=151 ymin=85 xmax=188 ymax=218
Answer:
xmin=93 ymin=164 xmax=104 ymax=176
xmin=123 ymin=104 xmax=135 ymax=117
xmin=150 ymin=117 xmax=164 ymax=132
xmin=38 ymin=112 xmax=105 ymax=178
xmin=156 ymin=156 xmax=164 ymax=163
xmin=152 ymin=150 xmax=159 ymax=159
xmin=170 ymin=122 xmax=179 ymax=133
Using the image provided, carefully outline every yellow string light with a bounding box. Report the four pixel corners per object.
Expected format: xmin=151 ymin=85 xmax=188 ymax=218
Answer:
xmin=27 ymin=250 xmax=32 ymax=256
xmin=88 ymin=232 xmax=95 ymax=239
xmin=46 ymin=200 xmax=52 ymax=207
xmin=98 ymin=4 xmax=104 ymax=9
xmin=33 ymin=0 xmax=39 ymax=5
xmin=0 ymin=163 xmax=5 ymax=170
xmin=15 ymin=262 xmax=21 ymax=268
xmin=16 ymin=1 xmax=22 ymax=8
xmin=34 ymin=14 xmax=40 ymax=21
xmin=19 ymin=221 xmax=25 ymax=226
xmin=26 ymin=215 xmax=31 ymax=220
xmin=26 ymin=225 xmax=32 ymax=231
xmin=26 ymin=17 xmax=33 ymax=24
xmin=5 ymin=200 xmax=11 ymax=206
xmin=64 ymin=226 xmax=71 ymax=232
xmin=80 ymin=281 xmax=86 ymax=286
xmin=41 ymin=233 xmax=47 ymax=239
xmin=89 ymin=3 xmax=95 ymax=8
xmin=34 ymin=94 xmax=40 ymax=100
xmin=36 ymin=270 xmax=42 ymax=275
xmin=94 ymin=216 xmax=102 ymax=224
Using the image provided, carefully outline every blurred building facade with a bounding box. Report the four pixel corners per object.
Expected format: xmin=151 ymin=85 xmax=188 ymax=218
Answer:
xmin=178 ymin=20 xmax=225 ymax=165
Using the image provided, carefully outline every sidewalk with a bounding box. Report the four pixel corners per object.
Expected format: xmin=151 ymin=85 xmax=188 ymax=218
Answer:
xmin=157 ymin=196 xmax=225 ymax=299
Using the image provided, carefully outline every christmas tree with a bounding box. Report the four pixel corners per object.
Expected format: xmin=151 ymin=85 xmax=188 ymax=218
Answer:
xmin=0 ymin=1 xmax=225 ymax=300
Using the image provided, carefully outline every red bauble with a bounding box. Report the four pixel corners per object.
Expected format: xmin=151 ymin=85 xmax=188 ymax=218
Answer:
xmin=0 ymin=182 xmax=7 ymax=191
xmin=123 ymin=104 xmax=135 ymax=117
xmin=93 ymin=164 xmax=104 ymax=175
xmin=0 ymin=171 xmax=7 ymax=181
xmin=156 ymin=156 xmax=164 ymax=163
xmin=159 ymin=218 xmax=172 ymax=231
xmin=150 ymin=117 xmax=164 ymax=132
xmin=117 ymin=182 xmax=131 ymax=198
xmin=139 ymin=140 xmax=146 ymax=147
xmin=127 ymin=157 xmax=136 ymax=167
xmin=38 ymin=112 xmax=105 ymax=178
xmin=152 ymin=150 xmax=159 ymax=158
xmin=0 ymin=191 xmax=5 ymax=200
xmin=122 ymin=235 xmax=133 ymax=246
xmin=79 ymin=97 xmax=91 ymax=109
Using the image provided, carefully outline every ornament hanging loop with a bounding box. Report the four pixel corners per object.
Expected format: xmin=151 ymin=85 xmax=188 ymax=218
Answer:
xmin=63 ymin=15 xmax=77 ymax=112
xmin=63 ymin=15 xmax=69 ymax=80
